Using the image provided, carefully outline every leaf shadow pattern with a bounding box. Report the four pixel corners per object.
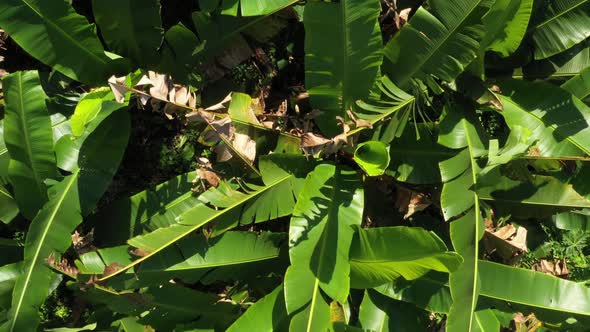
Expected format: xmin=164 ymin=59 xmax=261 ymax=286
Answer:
xmin=289 ymin=166 xmax=360 ymax=287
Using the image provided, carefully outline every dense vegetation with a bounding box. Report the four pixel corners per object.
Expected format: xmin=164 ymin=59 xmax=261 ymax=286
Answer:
xmin=0 ymin=0 xmax=590 ymax=331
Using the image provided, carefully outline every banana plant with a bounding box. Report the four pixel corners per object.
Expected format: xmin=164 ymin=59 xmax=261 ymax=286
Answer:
xmin=1 ymin=0 xmax=590 ymax=331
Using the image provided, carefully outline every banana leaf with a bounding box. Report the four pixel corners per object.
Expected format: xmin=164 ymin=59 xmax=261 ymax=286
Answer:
xmin=0 ymin=121 xmax=8 ymax=179
xmin=240 ymin=0 xmax=298 ymax=16
xmin=1 ymin=110 xmax=130 ymax=332
xmin=520 ymin=38 xmax=590 ymax=79
xmin=90 ymin=171 xmax=198 ymax=246
xmin=383 ymin=0 xmax=494 ymax=87
xmin=226 ymin=285 xmax=288 ymax=331
xmin=92 ymin=0 xmax=163 ymax=67
xmin=0 ymin=183 xmax=18 ymax=224
xmin=288 ymin=164 xmax=363 ymax=302
xmin=98 ymin=154 xmax=311 ymax=282
xmin=284 ymin=265 xmax=331 ymax=332
xmin=481 ymin=0 xmax=533 ymax=56
xmin=135 ymin=232 xmax=284 ymax=287
xmin=527 ymin=0 xmax=590 ymax=59
xmin=357 ymin=290 xmax=431 ymax=332
xmin=285 ymin=163 xmax=363 ymax=331
xmin=438 ymin=102 xmax=487 ymax=332
xmin=497 ymin=79 xmax=590 ymax=156
xmin=349 ymin=227 xmax=462 ymax=289
xmin=0 ymin=0 xmax=127 ymax=85
xmin=553 ymin=210 xmax=590 ymax=231
xmin=354 ymin=76 xmax=416 ymax=143
xmin=304 ymin=0 xmax=382 ymax=136
xmin=386 ymin=124 xmax=455 ymax=184
xmin=379 ymin=262 xmax=590 ymax=325
xmin=562 ymin=64 xmax=590 ymax=101
xmin=3 ymin=71 xmax=58 ymax=220
xmin=374 ymin=272 xmax=453 ymax=314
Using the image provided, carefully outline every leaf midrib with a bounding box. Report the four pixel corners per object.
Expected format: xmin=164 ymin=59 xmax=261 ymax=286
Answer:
xmin=499 ymin=96 xmax=590 ymax=155
xmin=532 ymin=0 xmax=590 ymax=31
xmin=417 ymin=266 xmax=590 ymax=316
xmin=9 ymin=169 xmax=79 ymax=332
xmin=397 ymin=1 xmax=485 ymax=83
xmin=99 ymin=172 xmax=295 ymax=281
xmin=142 ymin=254 xmax=279 ymax=272
xmin=21 ymin=0 xmax=108 ymax=67
xmin=15 ymin=73 xmax=45 ymax=197
xmin=462 ymin=118 xmax=481 ymax=332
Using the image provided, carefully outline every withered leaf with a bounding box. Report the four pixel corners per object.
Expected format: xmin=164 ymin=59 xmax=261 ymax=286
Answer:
xmin=532 ymin=259 xmax=570 ymax=278
xmin=102 ymin=263 xmax=125 ymax=278
xmin=130 ymin=248 xmax=151 ymax=257
xmin=205 ymin=93 xmax=232 ymax=112
xmin=108 ymin=75 xmax=128 ymax=103
xmin=232 ymin=133 xmax=257 ymax=164
xmin=395 ymin=186 xmax=432 ymax=219
xmin=148 ymin=71 xmax=170 ymax=100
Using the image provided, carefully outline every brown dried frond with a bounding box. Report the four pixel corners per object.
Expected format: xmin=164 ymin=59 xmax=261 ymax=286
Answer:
xmin=46 ymin=253 xmax=79 ymax=278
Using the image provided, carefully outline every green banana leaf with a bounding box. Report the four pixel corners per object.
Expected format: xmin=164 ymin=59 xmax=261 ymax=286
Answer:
xmin=479 ymin=260 xmax=590 ymax=317
xmin=374 ymin=272 xmax=453 ymax=314
xmin=527 ymin=0 xmax=590 ymax=59
xmin=386 ymin=124 xmax=454 ymax=184
xmin=192 ymin=11 xmax=284 ymax=67
xmin=98 ymin=154 xmax=311 ymax=281
xmin=354 ymin=141 xmax=390 ymax=176
xmin=0 ymin=121 xmax=8 ymax=178
xmin=0 ymin=0 xmax=127 ymax=85
xmin=56 ymin=89 xmax=129 ymax=173
xmin=482 ymin=0 xmax=533 ymax=56
xmin=383 ymin=0 xmax=494 ymax=87
xmin=0 ymin=183 xmax=18 ymax=224
xmin=3 ymin=71 xmax=58 ymax=220
xmin=304 ymin=0 xmax=382 ymax=136
xmin=284 ymin=265 xmax=331 ymax=332
xmin=0 ymin=262 xmax=21 ymax=313
xmin=84 ymin=284 xmax=237 ymax=331
xmin=240 ymin=0 xmax=298 ymax=16
xmin=562 ymin=64 xmax=590 ymax=101
xmin=379 ymin=262 xmax=590 ymax=325
xmin=0 ymin=238 xmax=22 ymax=266
xmin=497 ymin=79 xmax=590 ymax=156
xmin=156 ymin=24 xmax=201 ymax=85
xmin=553 ymin=210 xmax=590 ymax=231
xmin=75 ymin=232 xmax=284 ymax=290
xmin=438 ymin=103 xmax=487 ymax=332
xmin=288 ymin=164 xmax=363 ymax=302
xmin=353 ymin=76 xmax=416 ymax=143
xmin=476 ymin=171 xmax=590 ymax=208
xmin=92 ymin=0 xmax=163 ymax=67
xmin=520 ymin=39 xmax=590 ymax=79
xmin=358 ymin=290 xmax=431 ymax=331
xmin=349 ymin=227 xmax=462 ymax=289
xmin=1 ymin=110 xmax=130 ymax=332
xmin=90 ymin=171 xmax=198 ymax=246
xmin=136 ymin=232 xmax=285 ymax=286
xmin=226 ymin=285 xmax=288 ymax=331
xmin=473 ymin=309 xmax=502 ymax=332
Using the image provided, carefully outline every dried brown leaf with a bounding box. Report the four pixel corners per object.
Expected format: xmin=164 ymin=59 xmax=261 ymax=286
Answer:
xmin=232 ymin=133 xmax=257 ymax=164
xmin=107 ymin=75 xmax=128 ymax=103
xmin=129 ymin=248 xmax=151 ymax=257
xmin=395 ymin=186 xmax=432 ymax=219
xmin=102 ymin=263 xmax=125 ymax=278
xmin=47 ymin=253 xmax=79 ymax=278
xmin=205 ymin=93 xmax=232 ymax=112
xmin=532 ymin=259 xmax=570 ymax=278
xmin=148 ymin=71 xmax=170 ymax=100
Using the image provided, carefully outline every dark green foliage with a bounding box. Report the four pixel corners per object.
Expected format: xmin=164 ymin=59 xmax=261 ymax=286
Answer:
xmin=0 ymin=0 xmax=589 ymax=331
